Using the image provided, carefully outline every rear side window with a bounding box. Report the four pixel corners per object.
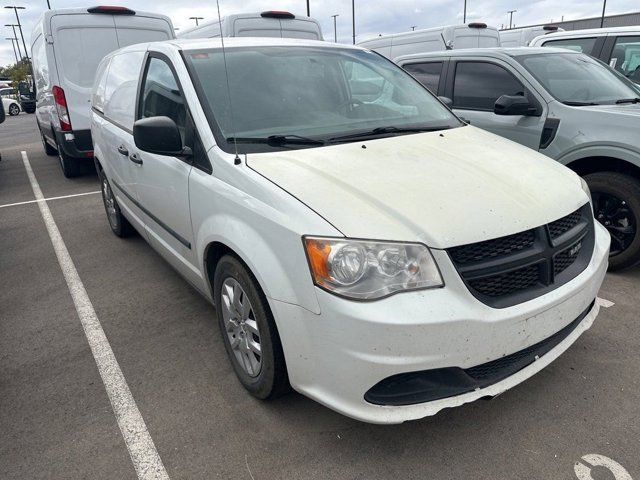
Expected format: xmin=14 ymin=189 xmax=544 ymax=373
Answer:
xmin=92 ymin=57 xmax=110 ymax=113
xmin=139 ymin=57 xmax=187 ymax=142
xmin=453 ymin=62 xmax=525 ymax=110
xmin=403 ymin=62 xmax=443 ymax=93
xmin=541 ymin=37 xmax=597 ymax=54
xmin=103 ymin=51 xmax=145 ymax=130
xmin=609 ymin=36 xmax=640 ymax=81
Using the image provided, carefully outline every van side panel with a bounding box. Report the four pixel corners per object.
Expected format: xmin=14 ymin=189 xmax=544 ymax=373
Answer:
xmin=32 ymin=33 xmax=55 ymax=138
xmin=279 ymin=18 xmax=323 ymax=40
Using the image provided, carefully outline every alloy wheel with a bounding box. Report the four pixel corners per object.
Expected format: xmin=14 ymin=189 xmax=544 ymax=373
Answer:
xmin=9 ymin=104 xmax=19 ymax=115
xmin=220 ymin=277 xmax=262 ymax=377
xmin=593 ymin=191 xmax=637 ymax=256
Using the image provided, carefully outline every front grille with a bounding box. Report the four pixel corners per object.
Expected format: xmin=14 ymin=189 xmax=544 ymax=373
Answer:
xmin=468 ymin=264 xmax=540 ymax=297
xmin=548 ymin=210 xmax=582 ymax=240
xmin=447 ymin=204 xmax=594 ymax=308
xmin=449 ymin=230 xmax=535 ymax=265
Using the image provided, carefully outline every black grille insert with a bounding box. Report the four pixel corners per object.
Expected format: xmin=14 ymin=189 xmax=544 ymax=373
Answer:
xmin=447 ymin=204 xmax=594 ymax=308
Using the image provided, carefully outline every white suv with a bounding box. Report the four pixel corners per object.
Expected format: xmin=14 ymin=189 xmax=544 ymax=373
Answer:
xmin=91 ymin=38 xmax=609 ymax=424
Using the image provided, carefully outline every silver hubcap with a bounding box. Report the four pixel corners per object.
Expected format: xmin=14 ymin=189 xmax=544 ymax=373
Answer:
xmin=221 ymin=278 xmax=262 ymax=377
xmin=102 ymin=178 xmax=118 ymax=227
xmin=10 ymin=105 xmax=18 ymax=115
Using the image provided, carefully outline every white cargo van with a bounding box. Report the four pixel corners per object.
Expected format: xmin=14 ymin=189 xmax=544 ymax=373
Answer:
xmin=357 ymin=23 xmax=500 ymax=61
xmin=178 ymin=11 xmax=323 ymax=40
xmin=31 ymin=6 xmax=175 ymax=177
xmin=500 ymin=25 xmax=563 ymax=47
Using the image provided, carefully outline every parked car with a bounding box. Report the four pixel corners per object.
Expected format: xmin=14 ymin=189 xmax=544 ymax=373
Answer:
xmin=397 ymin=47 xmax=640 ymax=269
xmin=91 ymin=38 xmax=608 ymax=424
xmin=17 ymin=81 xmax=36 ymax=114
xmin=500 ymin=25 xmax=563 ymax=47
xmin=30 ymin=6 xmax=175 ymax=178
xmin=1 ymin=90 xmax=21 ymax=116
xmin=530 ymin=26 xmax=640 ymax=84
xmin=357 ymin=23 xmax=500 ymax=62
xmin=178 ymin=10 xmax=323 ymax=40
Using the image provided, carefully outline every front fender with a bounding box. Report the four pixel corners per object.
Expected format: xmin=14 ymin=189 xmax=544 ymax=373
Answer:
xmin=556 ymin=144 xmax=640 ymax=169
xmin=195 ymin=213 xmax=321 ymax=315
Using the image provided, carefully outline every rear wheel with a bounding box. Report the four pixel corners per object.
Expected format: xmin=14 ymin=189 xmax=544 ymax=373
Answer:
xmin=8 ymin=103 xmax=19 ymax=116
xmin=41 ymin=132 xmax=57 ymax=156
xmin=58 ymin=148 xmax=82 ymax=178
xmin=585 ymin=172 xmax=640 ymax=270
xmin=98 ymin=169 xmax=133 ymax=237
xmin=213 ymin=255 xmax=290 ymax=400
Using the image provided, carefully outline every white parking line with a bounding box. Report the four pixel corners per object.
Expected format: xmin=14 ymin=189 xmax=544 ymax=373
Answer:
xmin=21 ymin=151 xmax=169 ymax=480
xmin=0 ymin=191 xmax=100 ymax=209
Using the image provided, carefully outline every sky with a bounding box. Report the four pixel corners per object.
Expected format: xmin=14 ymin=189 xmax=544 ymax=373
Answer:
xmin=1 ymin=0 xmax=638 ymax=67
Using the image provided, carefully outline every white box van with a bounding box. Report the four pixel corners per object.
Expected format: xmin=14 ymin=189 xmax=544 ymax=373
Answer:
xmin=178 ymin=11 xmax=323 ymax=40
xmin=357 ymin=23 xmax=500 ymax=62
xmin=31 ymin=6 xmax=175 ymax=178
xmin=500 ymin=25 xmax=563 ymax=47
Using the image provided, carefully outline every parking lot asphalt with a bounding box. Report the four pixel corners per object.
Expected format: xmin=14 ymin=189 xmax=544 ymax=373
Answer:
xmin=1 ymin=113 xmax=639 ymax=480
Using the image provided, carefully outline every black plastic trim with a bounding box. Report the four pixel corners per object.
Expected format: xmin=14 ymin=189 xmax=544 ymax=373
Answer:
xmin=112 ymin=180 xmax=191 ymax=249
xmin=365 ymin=300 xmax=595 ymax=406
xmin=539 ymin=117 xmax=560 ymax=149
xmin=53 ymin=128 xmax=93 ymax=159
xmin=447 ymin=203 xmax=594 ymax=309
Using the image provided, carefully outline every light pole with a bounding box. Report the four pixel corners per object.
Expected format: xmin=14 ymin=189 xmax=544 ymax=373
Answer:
xmin=6 ymin=37 xmax=18 ymax=63
xmin=189 ymin=16 xmax=204 ymax=26
xmin=352 ymin=0 xmax=355 ymax=45
xmin=4 ymin=6 xmax=28 ymax=61
xmin=463 ymin=0 xmax=467 ymax=23
xmin=600 ymin=0 xmax=607 ymax=28
xmin=507 ymin=9 xmax=517 ymax=29
xmin=5 ymin=24 xmax=22 ymax=59
xmin=331 ymin=14 xmax=339 ymax=43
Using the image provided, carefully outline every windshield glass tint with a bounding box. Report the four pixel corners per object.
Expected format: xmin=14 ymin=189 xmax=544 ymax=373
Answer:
xmin=519 ymin=53 xmax=640 ymax=105
xmin=185 ymin=46 xmax=460 ymax=152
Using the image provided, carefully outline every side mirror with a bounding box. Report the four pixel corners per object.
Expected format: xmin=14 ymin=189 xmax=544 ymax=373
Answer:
xmin=494 ymin=95 xmax=539 ymax=116
xmin=133 ymin=116 xmax=188 ymax=156
xmin=438 ymin=96 xmax=453 ymax=108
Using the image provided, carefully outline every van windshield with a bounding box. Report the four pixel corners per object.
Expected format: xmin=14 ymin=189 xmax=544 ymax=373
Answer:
xmin=184 ymin=46 xmax=461 ymax=153
xmin=518 ymin=52 xmax=640 ymax=106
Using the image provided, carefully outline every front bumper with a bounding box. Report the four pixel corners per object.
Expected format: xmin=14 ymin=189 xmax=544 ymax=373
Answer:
xmin=271 ymin=222 xmax=610 ymax=424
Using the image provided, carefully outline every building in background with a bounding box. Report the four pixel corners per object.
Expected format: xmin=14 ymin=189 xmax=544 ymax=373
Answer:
xmin=503 ymin=11 xmax=640 ymax=31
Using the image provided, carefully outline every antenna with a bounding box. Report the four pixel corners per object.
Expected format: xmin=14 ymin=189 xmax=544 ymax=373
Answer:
xmin=215 ymin=0 xmax=240 ymax=164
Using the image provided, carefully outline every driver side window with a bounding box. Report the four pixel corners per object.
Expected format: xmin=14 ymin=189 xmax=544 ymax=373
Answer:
xmin=139 ymin=57 xmax=187 ymax=143
xmin=453 ymin=61 xmax=525 ymax=111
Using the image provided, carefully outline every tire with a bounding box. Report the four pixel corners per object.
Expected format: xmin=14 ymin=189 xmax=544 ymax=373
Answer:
xmin=585 ymin=172 xmax=640 ymax=270
xmin=98 ymin=169 xmax=134 ymax=238
xmin=213 ymin=255 xmax=290 ymax=400
xmin=8 ymin=103 xmax=19 ymax=116
xmin=57 ymin=148 xmax=82 ymax=178
xmin=41 ymin=132 xmax=57 ymax=156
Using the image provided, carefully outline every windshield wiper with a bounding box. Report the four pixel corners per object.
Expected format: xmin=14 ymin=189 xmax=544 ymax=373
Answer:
xmin=226 ymin=134 xmax=325 ymax=146
xmin=563 ymin=101 xmax=600 ymax=106
xmin=328 ymin=125 xmax=452 ymax=143
xmin=615 ymin=97 xmax=640 ymax=104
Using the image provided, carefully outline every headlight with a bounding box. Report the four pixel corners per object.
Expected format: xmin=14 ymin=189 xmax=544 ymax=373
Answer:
xmin=580 ymin=177 xmax=593 ymax=204
xmin=303 ymin=236 xmax=443 ymax=300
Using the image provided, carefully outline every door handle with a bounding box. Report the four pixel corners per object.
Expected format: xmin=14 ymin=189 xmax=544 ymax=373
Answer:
xmin=117 ymin=145 xmax=129 ymax=156
xmin=129 ymin=153 xmax=143 ymax=165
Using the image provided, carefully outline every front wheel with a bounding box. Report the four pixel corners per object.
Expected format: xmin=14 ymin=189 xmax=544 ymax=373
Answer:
xmin=8 ymin=103 xmax=20 ymax=116
xmin=213 ymin=255 xmax=290 ymax=400
xmin=585 ymin=172 xmax=640 ymax=270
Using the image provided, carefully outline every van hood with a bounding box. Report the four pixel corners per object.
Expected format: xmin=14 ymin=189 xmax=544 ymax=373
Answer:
xmin=247 ymin=126 xmax=588 ymax=249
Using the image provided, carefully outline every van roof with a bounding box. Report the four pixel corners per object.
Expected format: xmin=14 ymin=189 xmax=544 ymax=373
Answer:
xmin=534 ymin=25 xmax=640 ymax=38
xmin=170 ymin=36 xmax=360 ymax=51
xmin=358 ymin=23 xmax=499 ymax=45
xmin=178 ymin=12 xmax=318 ymax=37
xmin=395 ymin=46 xmax=580 ymax=62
